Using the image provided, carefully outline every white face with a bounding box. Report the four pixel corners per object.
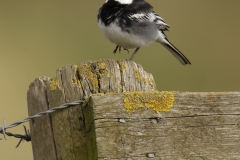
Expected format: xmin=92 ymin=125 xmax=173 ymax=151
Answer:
xmin=105 ymin=0 xmax=133 ymax=4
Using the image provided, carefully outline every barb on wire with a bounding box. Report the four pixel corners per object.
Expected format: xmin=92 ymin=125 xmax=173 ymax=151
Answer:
xmin=15 ymin=125 xmax=31 ymax=148
xmin=2 ymin=119 xmax=6 ymax=140
xmin=2 ymin=125 xmax=31 ymax=148
xmin=0 ymin=90 xmax=89 ymax=147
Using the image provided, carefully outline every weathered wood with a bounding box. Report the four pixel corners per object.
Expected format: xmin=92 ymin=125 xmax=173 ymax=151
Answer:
xmin=117 ymin=60 xmax=155 ymax=91
xmin=84 ymin=92 xmax=240 ymax=159
xmin=27 ymin=59 xmax=156 ymax=160
xmin=45 ymin=65 xmax=87 ymax=160
xmin=27 ymin=77 xmax=57 ymax=160
xmin=28 ymin=59 xmax=240 ymax=160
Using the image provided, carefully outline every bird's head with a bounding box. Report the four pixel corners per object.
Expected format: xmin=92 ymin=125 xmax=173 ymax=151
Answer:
xmin=105 ymin=0 xmax=133 ymax=5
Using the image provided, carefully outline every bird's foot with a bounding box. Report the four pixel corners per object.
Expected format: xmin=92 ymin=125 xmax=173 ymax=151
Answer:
xmin=124 ymin=48 xmax=129 ymax=54
xmin=113 ymin=46 xmax=122 ymax=54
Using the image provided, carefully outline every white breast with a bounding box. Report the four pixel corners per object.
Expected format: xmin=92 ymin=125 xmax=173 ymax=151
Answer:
xmin=98 ymin=20 xmax=154 ymax=49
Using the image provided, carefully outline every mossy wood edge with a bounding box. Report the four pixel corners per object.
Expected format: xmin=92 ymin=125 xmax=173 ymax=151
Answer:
xmin=27 ymin=59 xmax=240 ymax=160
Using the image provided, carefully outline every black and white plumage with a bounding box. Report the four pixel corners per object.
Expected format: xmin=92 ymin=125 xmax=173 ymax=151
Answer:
xmin=98 ymin=0 xmax=191 ymax=65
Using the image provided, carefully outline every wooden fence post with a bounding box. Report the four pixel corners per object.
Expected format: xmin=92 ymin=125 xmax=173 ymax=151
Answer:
xmin=27 ymin=59 xmax=156 ymax=160
xmin=27 ymin=59 xmax=240 ymax=160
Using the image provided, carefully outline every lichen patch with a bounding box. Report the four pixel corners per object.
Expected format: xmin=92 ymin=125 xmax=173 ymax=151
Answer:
xmin=123 ymin=91 xmax=174 ymax=113
xmin=72 ymin=78 xmax=82 ymax=88
xmin=49 ymin=77 xmax=59 ymax=91
xmin=134 ymin=67 xmax=141 ymax=83
xmin=78 ymin=63 xmax=98 ymax=91
xmin=95 ymin=60 xmax=109 ymax=77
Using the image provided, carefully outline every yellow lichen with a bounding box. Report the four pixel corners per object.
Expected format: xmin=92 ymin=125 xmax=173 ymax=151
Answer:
xmin=142 ymin=78 xmax=147 ymax=85
xmin=123 ymin=91 xmax=174 ymax=113
xmin=93 ymin=92 xmax=106 ymax=96
xmin=134 ymin=67 xmax=141 ymax=83
xmin=118 ymin=84 xmax=123 ymax=90
xmin=72 ymin=78 xmax=77 ymax=84
xmin=95 ymin=61 xmax=109 ymax=77
xmin=78 ymin=63 xmax=98 ymax=91
xmin=119 ymin=63 xmax=126 ymax=72
xmin=148 ymin=77 xmax=156 ymax=89
xmin=50 ymin=78 xmax=59 ymax=91
xmin=82 ymin=96 xmax=90 ymax=106
xmin=73 ymin=65 xmax=78 ymax=70
xmin=72 ymin=78 xmax=82 ymax=88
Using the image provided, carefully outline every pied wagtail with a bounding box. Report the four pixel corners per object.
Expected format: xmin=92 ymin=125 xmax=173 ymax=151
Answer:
xmin=98 ymin=0 xmax=191 ymax=65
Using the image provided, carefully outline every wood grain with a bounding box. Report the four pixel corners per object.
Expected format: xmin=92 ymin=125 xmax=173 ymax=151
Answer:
xmin=28 ymin=59 xmax=240 ymax=160
xmin=27 ymin=77 xmax=57 ymax=160
xmin=27 ymin=59 xmax=155 ymax=160
xmin=85 ymin=92 xmax=240 ymax=160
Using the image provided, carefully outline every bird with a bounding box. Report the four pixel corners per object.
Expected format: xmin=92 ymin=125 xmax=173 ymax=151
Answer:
xmin=97 ymin=0 xmax=191 ymax=65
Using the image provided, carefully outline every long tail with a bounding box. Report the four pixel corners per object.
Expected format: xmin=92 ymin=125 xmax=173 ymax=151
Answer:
xmin=157 ymin=31 xmax=191 ymax=65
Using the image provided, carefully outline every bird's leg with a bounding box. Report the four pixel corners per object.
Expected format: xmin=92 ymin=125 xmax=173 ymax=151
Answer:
xmin=113 ymin=46 xmax=119 ymax=54
xmin=129 ymin=48 xmax=140 ymax=61
xmin=118 ymin=46 xmax=122 ymax=53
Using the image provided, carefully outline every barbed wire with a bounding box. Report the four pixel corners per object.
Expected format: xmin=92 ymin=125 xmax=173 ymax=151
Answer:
xmin=2 ymin=125 xmax=31 ymax=148
xmin=0 ymin=90 xmax=88 ymax=147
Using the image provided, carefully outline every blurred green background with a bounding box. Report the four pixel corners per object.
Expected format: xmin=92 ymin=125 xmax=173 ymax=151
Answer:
xmin=0 ymin=0 xmax=239 ymax=159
